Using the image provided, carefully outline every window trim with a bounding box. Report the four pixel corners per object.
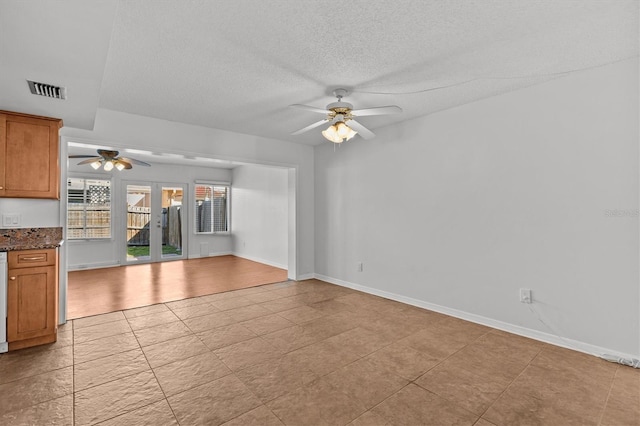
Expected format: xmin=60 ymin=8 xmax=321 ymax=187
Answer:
xmin=194 ymin=182 xmax=231 ymax=235
xmin=66 ymin=175 xmax=113 ymax=241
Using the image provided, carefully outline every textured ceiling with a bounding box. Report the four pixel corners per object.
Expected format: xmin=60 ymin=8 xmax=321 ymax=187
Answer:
xmin=0 ymin=0 xmax=117 ymax=129
xmin=2 ymin=0 xmax=638 ymax=147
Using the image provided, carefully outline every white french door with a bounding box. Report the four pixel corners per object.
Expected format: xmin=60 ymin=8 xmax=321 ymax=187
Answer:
xmin=124 ymin=182 xmax=187 ymax=264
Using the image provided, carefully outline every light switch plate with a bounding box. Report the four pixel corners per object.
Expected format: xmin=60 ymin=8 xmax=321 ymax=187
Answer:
xmin=2 ymin=213 xmax=21 ymax=227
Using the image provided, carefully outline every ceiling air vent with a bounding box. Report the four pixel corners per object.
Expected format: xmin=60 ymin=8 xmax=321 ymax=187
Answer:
xmin=27 ymin=80 xmax=66 ymax=100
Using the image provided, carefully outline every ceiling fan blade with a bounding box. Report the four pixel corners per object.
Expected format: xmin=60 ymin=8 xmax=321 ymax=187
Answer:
xmin=76 ymin=157 xmax=101 ymax=165
xmin=351 ymin=105 xmax=402 ymax=116
xmin=116 ymin=159 xmax=133 ymax=169
xmin=119 ymin=157 xmax=151 ymax=167
xmin=291 ymin=119 xmax=330 ymax=136
xmin=289 ymin=104 xmax=329 ymax=114
xmin=69 ymin=155 xmax=100 ymax=158
xmin=348 ymin=119 xmax=376 ymax=140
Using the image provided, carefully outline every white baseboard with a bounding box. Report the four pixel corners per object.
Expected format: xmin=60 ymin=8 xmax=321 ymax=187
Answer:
xmin=232 ymin=252 xmax=287 ymax=270
xmin=210 ymin=251 xmax=233 ymax=257
xmin=189 ymin=251 xmax=233 ymax=259
xmin=296 ymin=273 xmax=315 ymax=281
xmin=314 ymin=273 xmax=639 ymax=362
xmin=67 ymin=261 xmax=120 ymax=271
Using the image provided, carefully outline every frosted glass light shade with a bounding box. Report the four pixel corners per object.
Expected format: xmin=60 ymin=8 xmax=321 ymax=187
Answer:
xmin=322 ymin=125 xmax=343 ymax=143
xmin=336 ymin=121 xmax=350 ymax=138
xmin=322 ymin=121 xmax=357 ymax=143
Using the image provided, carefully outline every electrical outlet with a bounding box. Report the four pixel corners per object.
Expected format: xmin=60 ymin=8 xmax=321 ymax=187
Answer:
xmin=520 ymin=288 xmax=532 ymax=304
xmin=2 ymin=213 xmax=21 ymax=227
xmin=356 ymin=261 xmax=363 ymax=272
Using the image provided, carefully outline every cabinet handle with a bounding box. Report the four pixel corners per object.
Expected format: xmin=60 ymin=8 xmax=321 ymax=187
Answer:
xmin=9 ymin=277 xmax=16 ymax=280
xmin=0 ymin=186 xmax=3 ymax=189
xmin=21 ymin=256 xmax=46 ymax=261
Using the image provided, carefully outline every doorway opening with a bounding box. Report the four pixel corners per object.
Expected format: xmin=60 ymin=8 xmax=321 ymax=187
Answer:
xmin=125 ymin=183 xmax=186 ymax=264
xmin=63 ymin=139 xmax=299 ymax=321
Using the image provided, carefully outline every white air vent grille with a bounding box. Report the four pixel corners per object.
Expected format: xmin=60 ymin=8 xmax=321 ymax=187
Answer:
xmin=27 ymin=80 xmax=66 ymax=100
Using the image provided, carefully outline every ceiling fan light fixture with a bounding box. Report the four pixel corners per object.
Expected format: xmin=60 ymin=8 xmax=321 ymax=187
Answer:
xmin=322 ymin=121 xmax=357 ymax=143
xmin=335 ymin=121 xmax=350 ymax=138
xmin=70 ymin=148 xmax=152 ymax=170
xmin=345 ymin=126 xmax=357 ymax=140
xmin=322 ymin=124 xmax=342 ymax=143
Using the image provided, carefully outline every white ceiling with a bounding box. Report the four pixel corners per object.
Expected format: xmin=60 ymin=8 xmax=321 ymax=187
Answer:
xmin=1 ymin=0 xmax=638 ymax=149
xmin=66 ymin=141 xmax=238 ymax=169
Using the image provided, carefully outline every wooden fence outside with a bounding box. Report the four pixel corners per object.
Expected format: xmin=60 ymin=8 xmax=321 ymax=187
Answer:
xmin=127 ymin=206 xmax=182 ymax=248
xmin=127 ymin=206 xmax=150 ymax=245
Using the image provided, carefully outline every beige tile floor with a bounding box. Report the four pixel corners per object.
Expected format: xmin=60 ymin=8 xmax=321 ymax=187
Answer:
xmin=0 ymin=279 xmax=638 ymax=425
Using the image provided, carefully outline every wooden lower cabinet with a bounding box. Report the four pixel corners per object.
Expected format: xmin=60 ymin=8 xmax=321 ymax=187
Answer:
xmin=7 ymin=249 xmax=58 ymax=350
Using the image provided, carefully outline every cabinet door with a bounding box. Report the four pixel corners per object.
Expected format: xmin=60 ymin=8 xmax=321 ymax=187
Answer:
xmin=7 ymin=265 xmax=57 ymax=342
xmin=0 ymin=112 xmax=60 ymax=199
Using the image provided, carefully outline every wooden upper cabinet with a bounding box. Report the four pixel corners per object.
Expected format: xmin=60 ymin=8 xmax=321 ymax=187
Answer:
xmin=0 ymin=110 xmax=62 ymax=199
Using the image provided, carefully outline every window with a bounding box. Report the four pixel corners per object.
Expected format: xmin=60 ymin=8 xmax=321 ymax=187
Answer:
xmin=67 ymin=178 xmax=112 ymax=239
xmin=195 ymin=183 xmax=229 ymax=233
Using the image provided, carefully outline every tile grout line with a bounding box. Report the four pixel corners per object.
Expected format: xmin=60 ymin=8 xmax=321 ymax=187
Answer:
xmin=73 ymin=313 xmax=145 ymax=401
xmin=84 ymin=296 xmax=430 ymax=417
xmin=247 ymin=304 xmax=434 ymax=424
xmin=474 ymin=344 xmax=547 ymax=423
xmin=596 ymin=364 xmax=619 ymax=426
xmin=0 ymin=345 xmax=71 ymax=386
xmin=354 ymin=381 xmax=412 ymax=424
xmin=165 ymin=289 xmax=374 ymax=422
xmin=72 ymin=321 xmax=76 ymax=426
xmin=396 ymin=328 xmax=500 ymax=422
xmin=7 ymin=280 xmax=628 ymax=425
xmin=131 ymin=302 xmax=182 ymax=426
xmin=88 ymin=303 xmax=181 ymax=425
xmin=0 ymin=285 xmax=469 ymax=423
xmin=155 ymin=304 xmax=287 ymax=424
xmin=0 ymin=348 xmax=75 ymax=417
xmin=74 ymin=309 xmax=183 ymax=421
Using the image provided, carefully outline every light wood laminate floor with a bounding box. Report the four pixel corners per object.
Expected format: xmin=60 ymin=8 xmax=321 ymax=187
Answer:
xmin=0 ymin=279 xmax=637 ymax=425
xmin=67 ymin=255 xmax=288 ymax=319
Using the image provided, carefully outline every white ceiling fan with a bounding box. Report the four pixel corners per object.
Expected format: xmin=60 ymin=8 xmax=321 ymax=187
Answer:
xmin=290 ymin=89 xmax=402 ymax=143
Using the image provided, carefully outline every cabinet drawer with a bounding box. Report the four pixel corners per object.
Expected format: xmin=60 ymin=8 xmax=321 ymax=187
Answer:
xmin=8 ymin=248 xmax=56 ymax=269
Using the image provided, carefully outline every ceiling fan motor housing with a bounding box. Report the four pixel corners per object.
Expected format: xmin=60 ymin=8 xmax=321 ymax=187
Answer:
xmin=326 ymin=101 xmax=353 ymax=111
xmin=326 ymin=102 xmax=354 ymax=123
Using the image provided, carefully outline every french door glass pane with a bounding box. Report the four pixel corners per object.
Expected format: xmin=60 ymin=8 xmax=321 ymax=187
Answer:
xmin=161 ymin=186 xmax=183 ymax=259
xmin=126 ymin=185 xmax=151 ymax=262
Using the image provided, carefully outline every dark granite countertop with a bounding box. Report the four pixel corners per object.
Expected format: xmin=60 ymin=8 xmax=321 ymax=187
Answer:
xmin=0 ymin=227 xmax=63 ymax=251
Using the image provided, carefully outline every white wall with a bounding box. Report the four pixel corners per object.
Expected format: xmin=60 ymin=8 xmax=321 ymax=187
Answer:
xmin=62 ymin=108 xmax=315 ymax=278
xmin=66 ymin=162 xmax=233 ymax=269
xmin=231 ymin=165 xmax=288 ymax=269
xmin=314 ymin=58 xmax=639 ymax=358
